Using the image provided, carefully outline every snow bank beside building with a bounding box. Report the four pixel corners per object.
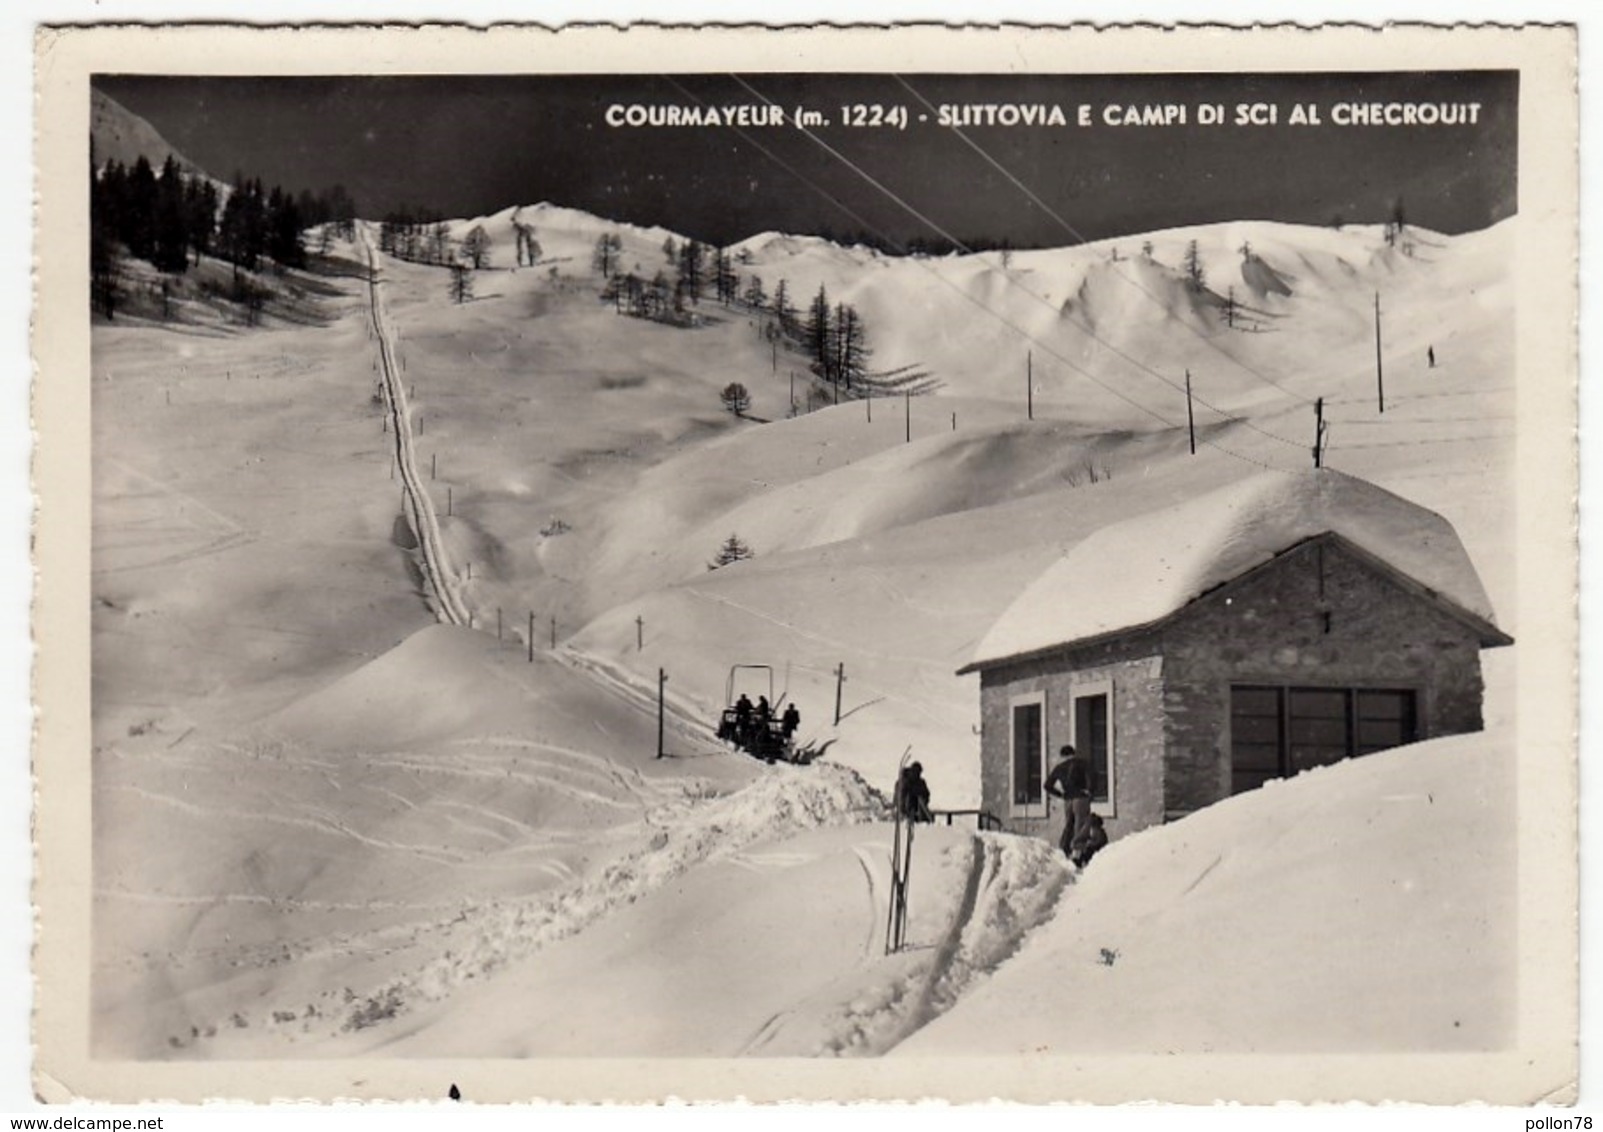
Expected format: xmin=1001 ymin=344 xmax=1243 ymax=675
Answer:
xmin=899 ymin=727 xmax=1515 ymax=1059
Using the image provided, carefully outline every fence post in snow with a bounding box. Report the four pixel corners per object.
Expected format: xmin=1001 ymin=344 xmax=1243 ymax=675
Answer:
xmin=529 ymin=612 xmax=535 ymax=662
xmin=497 ymin=607 xmax=502 ymax=640
xmin=834 ymin=663 xmax=846 ymax=726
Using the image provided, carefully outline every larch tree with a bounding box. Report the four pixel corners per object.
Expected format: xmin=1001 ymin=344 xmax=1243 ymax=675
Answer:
xmin=463 ymin=225 xmax=493 ymax=270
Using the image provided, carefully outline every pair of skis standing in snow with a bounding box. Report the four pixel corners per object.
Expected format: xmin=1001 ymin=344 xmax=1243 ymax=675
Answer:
xmin=1046 ymin=744 xmax=1108 ymax=869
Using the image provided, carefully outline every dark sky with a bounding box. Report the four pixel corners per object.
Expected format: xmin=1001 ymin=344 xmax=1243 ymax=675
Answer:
xmin=94 ymin=71 xmax=1517 ymax=248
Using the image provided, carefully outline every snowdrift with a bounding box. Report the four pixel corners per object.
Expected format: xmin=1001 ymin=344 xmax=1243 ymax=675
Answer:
xmin=901 ymin=727 xmax=1516 ymax=1055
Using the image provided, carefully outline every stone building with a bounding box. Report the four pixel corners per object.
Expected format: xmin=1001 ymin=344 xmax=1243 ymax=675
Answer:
xmin=957 ymin=470 xmax=1511 ymax=844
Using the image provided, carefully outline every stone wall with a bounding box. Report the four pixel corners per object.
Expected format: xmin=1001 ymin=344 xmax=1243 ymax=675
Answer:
xmin=978 ymin=638 xmax=1166 ymax=845
xmin=1160 ymin=536 xmax=1490 ymax=816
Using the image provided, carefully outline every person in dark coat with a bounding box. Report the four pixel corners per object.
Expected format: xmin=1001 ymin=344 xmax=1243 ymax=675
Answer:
xmin=733 ymin=693 xmax=754 ymax=749
xmin=780 ymin=702 xmax=801 ymax=739
xmin=896 ymin=761 xmax=934 ymax=823
xmin=1044 ymin=744 xmax=1092 ymax=859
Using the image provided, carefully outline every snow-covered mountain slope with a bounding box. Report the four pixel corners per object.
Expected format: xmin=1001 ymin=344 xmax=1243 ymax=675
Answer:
xmin=91 ymin=89 xmax=208 ymax=177
xmin=90 ymin=202 xmax=1519 ymax=1064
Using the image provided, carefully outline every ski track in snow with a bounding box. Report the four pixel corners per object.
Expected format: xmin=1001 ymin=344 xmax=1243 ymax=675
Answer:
xmin=166 ymin=765 xmax=888 ymax=1053
xmin=828 ymin=833 xmax=1070 ymax=1056
xmin=107 ymin=782 xmax=474 ymax=864
xmin=361 ymin=227 xmax=471 ymax=628
xmin=744 ymin=831 xmax=1072 ymax=1058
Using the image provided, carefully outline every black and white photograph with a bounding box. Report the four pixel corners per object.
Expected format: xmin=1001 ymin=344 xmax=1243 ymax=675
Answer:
xmin=30 ymin=21 xmax=1579 ymax=1106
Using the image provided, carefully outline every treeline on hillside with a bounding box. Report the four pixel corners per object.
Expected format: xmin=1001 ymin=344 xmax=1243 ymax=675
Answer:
xmin=90 ymin=145 xmax=358 ymax=321
xmin=378 ymin=210 xmax=448 ymax=265
xmin=596 ymin=232 xmax=935 ymax=402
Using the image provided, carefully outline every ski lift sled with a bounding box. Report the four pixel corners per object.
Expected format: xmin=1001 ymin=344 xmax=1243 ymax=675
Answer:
xmin=715 ymin=664 xmax=834 ymax=765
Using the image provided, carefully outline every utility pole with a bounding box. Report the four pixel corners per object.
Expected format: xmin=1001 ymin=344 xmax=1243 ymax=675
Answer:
xmin=657 ymin=669 xmax=668 ymax=759
xmin=1185 ymin=369 xmax=1196 ymax=455
xmin=1027 ymin=350 xmax=1033 ymax=421
xmin=1374 ymin=291 xmax=1385 ymax=414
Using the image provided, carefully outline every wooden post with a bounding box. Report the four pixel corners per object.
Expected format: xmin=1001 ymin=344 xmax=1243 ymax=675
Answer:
xmin=448 ymin=487 xmax=452 ymax=515
xmin=550 ymin=615 xmax=557 ymax=649
xmin=834 ymin=663 xmax=845 ymax=726
xmin=951 ymin=412 xmax=957 ymax=431
xmin=657 ymin=669 xmax=668 ymax=759
xmin=867 ymin=393 xmax=872 ymax=423
xmin=1185 ymin=369 xmax=1196 ymax=455
xmin=905 ymin=392 xmax=911 ymax=443
xmin=1374 ymin=291 xmax=1385 ymax=414
xmin=636 ymin=615 xmax=644 ymax=651
xmin=528 ymin=612 xmax=535 ymax=662
xmin=497 ymin=607 xmax=502 ymax=640
xmin=1027 ymin=350 xmax=1033 ymax=421
xmin=432 ymin=453 xmax=437 ymax=480
xmin=1314 ymin=396 xmax=1325 ymax=469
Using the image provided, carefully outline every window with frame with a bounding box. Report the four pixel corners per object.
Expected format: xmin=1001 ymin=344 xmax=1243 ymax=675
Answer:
xmin=1071 ymin=682 xmax=1114 ymax=812
xmin=1230 ymin=684 xmax=1419 ymax=795
xmin=1010 ymin=693 xmax=1045 ymax=811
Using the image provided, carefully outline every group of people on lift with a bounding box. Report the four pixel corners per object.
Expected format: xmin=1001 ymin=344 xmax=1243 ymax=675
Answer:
xmin=725 ymin=692 xmax=802 ymax=758
xmin=894 ymin=743 xmax=1107 ymax=869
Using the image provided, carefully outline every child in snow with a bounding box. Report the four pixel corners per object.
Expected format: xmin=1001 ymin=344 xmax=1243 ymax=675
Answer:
xmin=1072 ymin=813 xmax=1108 ymax=868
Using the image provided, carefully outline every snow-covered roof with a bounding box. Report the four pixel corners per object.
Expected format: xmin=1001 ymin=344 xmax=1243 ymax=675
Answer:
xmin=962 ymin=469 xmax=1507 ymax=672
